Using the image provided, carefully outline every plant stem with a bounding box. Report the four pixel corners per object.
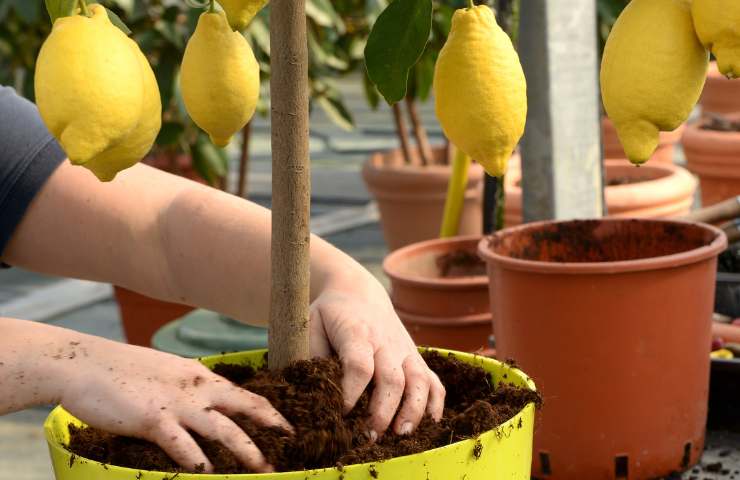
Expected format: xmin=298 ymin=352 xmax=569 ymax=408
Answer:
xmin=268 ymin=0 xmax=311 ymax=370
xmin=237 ymin=122 xmax=252 ymax=198
xmin=440 ymin=147 xmax=471 ymax=238
xmin=392 ymin=103 xmax=414 ymax=165
xmin=78 ymin=0 xmax=90 ymax=16
xmin=405 ymin=96 xmax=432 ymax=166
xmin=495 ymin=175 xmax=505 ymax=230
xmin=468 ymin=0 xmax=475 ymax=8
xmin=208 ymin=0 xmax=215 ymax=13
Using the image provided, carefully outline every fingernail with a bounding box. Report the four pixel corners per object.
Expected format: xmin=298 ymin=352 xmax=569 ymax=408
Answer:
xmin=399 ymin=422 xmax=413 ymax=436
xmin=368 ymin=430 xmax=378 ymax=442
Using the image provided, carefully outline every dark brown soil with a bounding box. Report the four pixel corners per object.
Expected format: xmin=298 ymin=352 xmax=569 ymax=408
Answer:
xmin=607 ymin=176 xmax=652 ymax=186
xmin=436 ymin=249 xmax=487 ymax=277
xmin=490 ymin=219 xmax=716 ymax=263
xmin=67 ymin=352 xmax=540 ymax=474
xmin=701 ymin=113 xmax=740 ymax=132
xmin=719 ymin=246 xmax=740 ymax=273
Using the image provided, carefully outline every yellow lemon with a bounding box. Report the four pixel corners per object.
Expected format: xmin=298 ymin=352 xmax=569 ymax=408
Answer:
xmin=692 ymin=0 xmax=740 ymax=79
xmin=218 ymin=0 xmax=268 ymax=31
xmin=434 ymin=5 xmax=526 ymax=177
xmin=35 ymin=4 xmax=161 ymax=181
xmin=600 ymin=0 xmax=708 ymax=165
xmin=180 ymin=11 xmax=260 ymax=147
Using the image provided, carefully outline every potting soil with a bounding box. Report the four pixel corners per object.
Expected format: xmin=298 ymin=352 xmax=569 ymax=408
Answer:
xmin=436 ymin=249 xmax=487 ymax=277
xmin=67 ymin=352 xmax=540 ymax=474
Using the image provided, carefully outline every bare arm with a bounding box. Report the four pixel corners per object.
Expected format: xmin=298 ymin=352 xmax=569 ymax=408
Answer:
xmin=4 ymin=160 xmax=445 ymax=439
xmin=4 ymin=160 xmax=349 ymax=326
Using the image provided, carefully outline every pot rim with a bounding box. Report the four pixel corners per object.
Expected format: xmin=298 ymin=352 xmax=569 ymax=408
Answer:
xmin=478 ymin=218 xmax=727 ymax=274
xmin=383 ymin=235 xmax=489 ymax=288
xmin=396 ymin=309 xmax=492 ymax=326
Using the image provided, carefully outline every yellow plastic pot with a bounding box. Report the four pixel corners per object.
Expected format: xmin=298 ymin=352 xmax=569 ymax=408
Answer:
xmin=45 ymin=348 xmax=536 ymax=479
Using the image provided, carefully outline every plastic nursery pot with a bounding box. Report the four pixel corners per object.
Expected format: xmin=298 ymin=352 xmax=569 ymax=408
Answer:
xmin=45 ymin=348 xmax=536 ymax=480
xmin=700 ymin=61 xmax=740 ymax=116
xmin=682 ymin=116 xmax=740 ymax=207
xmin=113 ymin=286 xmax=194 ymax=347
xmin=383 ymin=235 xmax=491 ymax=352
xmin=602 ymin=116 xmax=682 ymax=164
xmin=479 ymin=218 xmax=726 ymax=479
xmin=362 ymin=146 xmax=484 ymax=251
xmin=504 ymin=160 xmax=696 ymax=227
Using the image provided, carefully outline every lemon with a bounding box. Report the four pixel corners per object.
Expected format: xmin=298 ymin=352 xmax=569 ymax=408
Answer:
xmin=35 ymin=4 xmax=161 ymax=181
xmin=692 ymin=0 xmax=740 ymax=79
xmin=600 ymin=0 xmax=708 ymax=165
xmin=434 ymin=5 xmax=526 ymax=178
xmin=218 ymin=0 xmax=268 ymax=31
xmin=180 ymin=11 xmax=260 ymax=147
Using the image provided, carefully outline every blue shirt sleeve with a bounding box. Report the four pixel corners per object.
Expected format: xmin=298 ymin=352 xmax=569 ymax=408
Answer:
xmin=0 ymin=86 xmax=66 ymax=264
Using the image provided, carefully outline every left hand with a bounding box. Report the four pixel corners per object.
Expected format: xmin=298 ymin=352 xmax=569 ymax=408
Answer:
xmin=308 ymin=272 xmax=446 ymax=440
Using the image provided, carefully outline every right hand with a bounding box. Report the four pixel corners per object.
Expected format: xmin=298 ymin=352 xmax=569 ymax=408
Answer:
xmin=53 ymin=336 xmax=292 ymax=473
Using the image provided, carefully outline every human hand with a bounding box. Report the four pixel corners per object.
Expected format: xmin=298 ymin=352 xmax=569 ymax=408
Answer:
xmin=52 ymin=336 xmax=292 ymax=473
xmin=308 ymin=271 xmax=446 ymax=440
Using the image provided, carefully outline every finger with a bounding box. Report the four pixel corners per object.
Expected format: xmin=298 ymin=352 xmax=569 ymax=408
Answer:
xmin=367 ymin=348 xmax=405 ymax=438
xmin=212 ymin=385 xmax=294 ymax=434
xmin=309 ymin=306 xmax=332 ymax=358
xmin=338 ymin=340 xmax=376 ymax=413
xmin=184 ymin=409 xmax=273 ymax=473
xmin=393 ymin=355 xmax=431 ymax=435
xmin=150 ymin=422 xmax=213 ymax=473
xmin=426 ymin=371 xmax=446 ymax=422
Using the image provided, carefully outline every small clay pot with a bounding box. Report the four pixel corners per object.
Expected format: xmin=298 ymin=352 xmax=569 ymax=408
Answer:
xmin=384 ymin=235 xmax=491 ymax=352
xmin=362 ymin=146 xmax=484 ymax=251
xmin=700 ymin=61 xmax=740 ymax=116
xmin=602 ymin=116 xmax=681 ymax=164
xmin=113 ymin=286 xmax=194 ymax=347
xmin=683 ymin=118 xmax=740 ymax=207
xmin=504 ymin=160 xmax=696 ymax=226
xmin=479 ymin=218 xmax=726 ymax=479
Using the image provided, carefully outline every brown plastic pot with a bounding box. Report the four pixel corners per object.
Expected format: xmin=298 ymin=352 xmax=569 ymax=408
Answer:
xmin=602 ymin=116 xmax=681 ymax=164
xmin=504 ymin=160 xmax=696 ymax=226
xmin=113 ymin=286 xmax=194 ymax=347
xmin=362 ymin=147 xmax=484 ymax=251
xmin=384 ymin=235 xmax=491 ymax=352
xmin=683 ymin=118 xmax=740 ymax=207
xmin=700 ymin=61 xmax=740 ymax=116
xmin=479 ymin=218 xmax=726 ymax=479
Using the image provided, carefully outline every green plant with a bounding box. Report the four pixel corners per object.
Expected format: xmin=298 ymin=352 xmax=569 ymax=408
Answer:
xmin=0 ymin=0 xmax=358 ymax=190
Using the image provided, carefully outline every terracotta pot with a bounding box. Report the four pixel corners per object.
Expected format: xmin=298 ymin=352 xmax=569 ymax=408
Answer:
xmin=362 ymin=146 xmax=484 ymax=251
xmin=384 ymin=235 xmax=491 ymax=352
xmin=113 ymin=286 xmax=194 ymax=347
xmin=479 ymin=218 xmax=726 ymax=479
xmin=602 ymin=116 xmax=681 ymax=164
xmin=683 ymin=119 xmax=740 ymax=207
xmin=504 ymin=160 xmax=696 ymax=226
xmin=700 ymin=61 xmax=740 ymax=116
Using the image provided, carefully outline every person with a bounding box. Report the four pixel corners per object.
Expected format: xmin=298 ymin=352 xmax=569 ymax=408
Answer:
xmin=0 ymin=86 xmax=445 ymax=473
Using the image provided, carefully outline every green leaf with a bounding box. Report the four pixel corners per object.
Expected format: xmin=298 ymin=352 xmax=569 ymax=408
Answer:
xmin=316 ymin=90 xmax=354 ymax=131
xmin=306 ymin=0 xmax=346 ymax=33
xmin=44 ymin=0 xmax=76 ymax=23
xmin=362 ymin=68 xmax=380 ymax=110
xmin=104 ymin=6 xmax=131 ymax=35
xmin=155 ymin=121 xmax=184 ymax=146
xmin=364 ymin=0 xmax=432 ymax=104
xmin=12 ymin=0 xmax=40 ymax=23
xmin=155 ymin=51 xmax=179 ymax=110
xmin=192 ymin=135 xmax=228 ymax=186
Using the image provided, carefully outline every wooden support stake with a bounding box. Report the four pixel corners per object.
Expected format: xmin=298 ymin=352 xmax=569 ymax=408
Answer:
xmin=268 ymin=0 xmax=311 ymax=370
xmin=405 ymin=97 xmax=432 ymax=166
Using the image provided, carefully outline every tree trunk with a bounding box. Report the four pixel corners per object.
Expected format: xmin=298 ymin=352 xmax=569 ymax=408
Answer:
xmin=392 ymin=102 xmax=414 ymax=165
xmin=405 ymin=97 xmax=432 ymax=166
xmin=268 ymin=0 xmax=311 ymax=370
xmin=237 ymin=122 xmax=252 ymax=198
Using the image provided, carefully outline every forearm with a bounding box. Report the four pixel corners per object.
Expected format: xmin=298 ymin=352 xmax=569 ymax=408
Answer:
xmin=4 ymin=161 xmax=379 ymax=327
xmin=0 ymin=318 xmax=78 ymax=414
